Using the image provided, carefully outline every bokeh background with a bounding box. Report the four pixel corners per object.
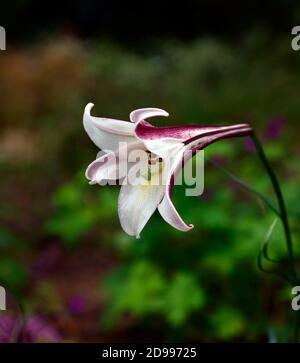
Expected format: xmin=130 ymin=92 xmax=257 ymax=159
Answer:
xmin=1 ymin=0 xmax=300 ymax=342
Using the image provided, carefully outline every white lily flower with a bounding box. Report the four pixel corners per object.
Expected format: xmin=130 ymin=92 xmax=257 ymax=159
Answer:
xmin=83 ymin=103 xmax=252 ymax=238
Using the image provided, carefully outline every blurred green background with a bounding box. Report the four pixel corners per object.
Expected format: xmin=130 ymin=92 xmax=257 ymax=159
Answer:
xmin=1 ymin=2 xmax=300 ymax=342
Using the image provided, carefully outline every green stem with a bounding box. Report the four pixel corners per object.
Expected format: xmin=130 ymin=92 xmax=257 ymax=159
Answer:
xmin=251 ymin=133 xmax=297 ymax=284
xmin=251 ymin=132 xmax=299 ymax=342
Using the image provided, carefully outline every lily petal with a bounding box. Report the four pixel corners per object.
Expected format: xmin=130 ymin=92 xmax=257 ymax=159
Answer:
xmin=158 ymin=151 xmax=194 ymax=232
xmin=143 ymin=139 xmax=185 ymax=160
xmin=131 ymin=107 xmax=252 ymax=144
xmin=130 ymin=108 xmax=169 ymax=125
xmin=118 ymin=165 xmax=165 ymax=238
xmin=157 ymin=125 xmax=252 ymax=232
xmin=187 ymin=125 xmax=253 ymax=150
xmin=158 ymin=194 xmax=194 ymax=232
xmin=83 ymin=103 xmax=137 ymax=152
xmin=118 ymin=183 xmax=165 ymax=238
xmin=136 ymin=121 xmax=251 ymax=143
xmin=86 ymin=152 xmax=127 ymax=184
xmin=86 ymin=140 xmax=145 ymax=184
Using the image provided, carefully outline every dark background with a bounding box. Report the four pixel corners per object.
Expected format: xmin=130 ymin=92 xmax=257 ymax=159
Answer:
xmin=2 ymin=0 xmax=300 ymax=45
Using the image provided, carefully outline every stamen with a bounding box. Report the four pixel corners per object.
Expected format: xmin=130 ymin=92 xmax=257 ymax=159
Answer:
xmin=146 ymin=152 xmax=164 ymax=181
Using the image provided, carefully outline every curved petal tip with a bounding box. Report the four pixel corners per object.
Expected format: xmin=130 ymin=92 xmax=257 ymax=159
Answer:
xmin=84 ymin=102 xmax=94 ymax=116
xmin=158 ymin=193 xmax=194 ymax=232
xmin=129 ymin=108 xmax=169 ymax=124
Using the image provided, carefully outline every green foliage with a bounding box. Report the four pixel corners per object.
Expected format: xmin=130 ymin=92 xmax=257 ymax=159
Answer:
xmin=103 ymin=261 xmax=165 ymax=325
xmin=211 ymin=306 xmax=245 ymax=340
xmin=0 ymin=257 xmax=28 ymax=291
xmin=0 ymin=228 xmax=23 ymax=249
xmin=102 ymin=261 xmax=206 ymax=330
xmin=45 ymin=173 xmax=118 ymax=247
xmin=164 ymin=272 xmax=206 ymax=327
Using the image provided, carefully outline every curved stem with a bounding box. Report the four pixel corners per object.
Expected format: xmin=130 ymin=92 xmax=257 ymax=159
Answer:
xmin=251 ymin=133 xmax=297 ymax=284
xmin=251 ymin=132 xmax=299 ymax=342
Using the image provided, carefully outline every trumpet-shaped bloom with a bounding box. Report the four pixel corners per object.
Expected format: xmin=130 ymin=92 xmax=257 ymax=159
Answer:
xmin=84 ymin=103 xmax=252 ymax=238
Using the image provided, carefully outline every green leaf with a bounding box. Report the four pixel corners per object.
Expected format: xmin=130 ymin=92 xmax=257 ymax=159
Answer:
xmin=0 ymin=258 xmax=28 ymax=291
xmin=164 ymin=272 xmax=206 ymax=327
xmin=212 ymin=306 xmax=245 ymax=339
xmin=102 ymin=261 xmax=166 ymax=328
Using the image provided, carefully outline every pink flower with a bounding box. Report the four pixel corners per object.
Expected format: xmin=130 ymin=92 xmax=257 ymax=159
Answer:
xmin=0 ymin=315 xmax=61 ymax=343
xmin=68 ymin=294 xmax=86 ymax=316
xmin=265 ymin=116 xmax=286 ymax=140
xmin=84 ymin=104 xmax=252 ymax=238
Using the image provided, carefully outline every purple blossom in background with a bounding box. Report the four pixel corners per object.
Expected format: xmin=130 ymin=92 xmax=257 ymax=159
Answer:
xmin=245 ymin=138 xmax=256 ymax=153
xmin=68 ymin=294 xmax=86 ymax=316
xmin=25 ymin=316 xmax=61 ymax=343
xmin=244 ymin=116 xmax=286 ymax=153
xmin=265 ymin=116 xmax=286 ymax=140
xmin=32 ymin=243 xmax=63 ymax=279
xmin=0 ymin=316 xmax=18 ymax=342
xmin=0 ymin=315 xmax=61 ymax=343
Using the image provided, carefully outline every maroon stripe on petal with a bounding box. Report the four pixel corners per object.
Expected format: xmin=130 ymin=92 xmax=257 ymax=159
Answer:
xmin=158 ymin=125 xmax=252 ymax=232
xmin=191 ymin=126 xmax=253 ymax=151
xmin=183 ymin=124 xmax=251 ymax=145
xmin=165 ymin=125 xmax=252 ymax=196
xmin=135 ymin=121 xmax=251 ymax=143
xmin=135 ymin=122 xmax=232 ymax=141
